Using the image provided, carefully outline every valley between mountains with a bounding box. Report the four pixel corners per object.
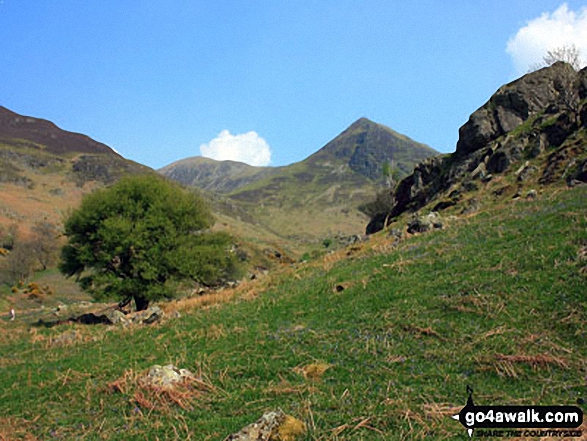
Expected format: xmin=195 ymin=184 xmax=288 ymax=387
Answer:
xmin=0 ymin=62 xmax=585 ymax=440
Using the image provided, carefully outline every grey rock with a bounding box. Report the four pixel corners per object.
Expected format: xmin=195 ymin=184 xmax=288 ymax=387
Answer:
xmin=516 ymin=165 xmax=538 ymax=182
xmin=487 ymin=151 xmax=510 ymax=174
xmin=128 ymin=306 xmax=164 ymax=325
xmin=224 ymin=409 xmax=306 ymax=441
xmin=52 ymin=330 xmax=81 ymax=346
xmin=566 ymin=158 xmax=587 ymax=185
xmin=470 ymin=162 xmax=486 ymax=180
xmin=407 ymin=212 xmax=443 ymax=234
xmin=461 ymin=199 xmax=480 ymax=215
xmin=388 ymin=228 xmax=403 ymax=239
xmin=142 ymin=364 xmax=194 ymax=387
xmin=105 ymin=309 xmax=129 ymax=326
xmin=457 ymin=62 xmax=579 ymax=156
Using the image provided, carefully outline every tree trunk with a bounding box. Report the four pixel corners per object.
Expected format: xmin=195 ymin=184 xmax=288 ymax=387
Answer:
xmin=134 ymin=295 xmax=150 ymax=311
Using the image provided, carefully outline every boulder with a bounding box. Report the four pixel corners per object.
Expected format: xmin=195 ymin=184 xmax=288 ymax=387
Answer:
xmin=407 ymin=212 xmax=443 ymax=234
xmin=127 ymin=306 xmax=164 ymax=325
xmin=567 ymin=158 xmax=587 ymax=185
xmin=516 ymin=165 xmax=538 ymax=182
xmin=470 ymin=162 xmax=486 ymax=180
xmin=224 ymin=410 xmax=306 ymax=441
xmin=105 ymin=309 xmax=130 ymax=326
xmin=461 ymin=198 xmax=480 ymax=215
xmin=141 ymin=364 xmax=195 ymax=387
xmin=542 ymin=112 xmax=578 ymax=148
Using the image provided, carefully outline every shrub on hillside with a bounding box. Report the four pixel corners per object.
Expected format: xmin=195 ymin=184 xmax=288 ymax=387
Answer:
xmin=59 ymin=175 xmax=240 ymax=310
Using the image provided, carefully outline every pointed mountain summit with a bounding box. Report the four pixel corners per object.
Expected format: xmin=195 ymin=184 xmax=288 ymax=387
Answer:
xmin=307 ymin=117 xmax=437 ymax=181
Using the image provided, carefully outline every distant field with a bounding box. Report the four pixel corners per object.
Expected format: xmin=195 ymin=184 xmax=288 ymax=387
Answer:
xmin=0 ymin=185 xmax=585 ymax=440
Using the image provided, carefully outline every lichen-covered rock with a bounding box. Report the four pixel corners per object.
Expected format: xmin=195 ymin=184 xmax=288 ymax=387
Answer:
xmin=52 ymin=330 xmax=81 ymax=346
xmin=407 ymin=212 xmax=443 ymax=234
xmin=142 ymin=364 xmax=195 ymax=387
xmin=105 ymin=309 xmax=129 ymax=326
xmin=224 ymin=410 xmax=306 ymax=441
xmin=127 ymin=305 xmax=164 ymax=325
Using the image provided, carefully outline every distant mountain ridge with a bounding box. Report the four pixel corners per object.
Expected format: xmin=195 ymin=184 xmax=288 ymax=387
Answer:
xmin=159 ymin=156 xmax=276 ymax=193
xmin=160 ymin=118 xmax=438 ymax=240
xmin=161 ymin=118 xmax=437 ymax=194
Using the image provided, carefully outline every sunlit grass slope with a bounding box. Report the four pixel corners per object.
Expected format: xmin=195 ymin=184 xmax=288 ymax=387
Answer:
xmin=0 ymin=186 xmax=585 ymax=440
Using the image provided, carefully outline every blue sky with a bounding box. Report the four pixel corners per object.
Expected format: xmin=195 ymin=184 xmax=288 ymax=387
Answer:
xmin=1 ymin=1 xmax=586 ymax=169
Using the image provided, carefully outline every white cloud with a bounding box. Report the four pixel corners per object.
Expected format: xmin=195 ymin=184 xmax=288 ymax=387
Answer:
xmin=506 ymin=3 xmax=587 ymax=75
xmin=199 ymin=130 xmax=272 ymax=166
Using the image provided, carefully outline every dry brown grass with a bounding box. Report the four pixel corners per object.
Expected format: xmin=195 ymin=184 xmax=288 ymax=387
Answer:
xmin=0 ymin=417 xmax=38 ymax=441
xmin=162 ymin=264 xmax=303 ymax=315
xmin=265 ymin=377 xmax=313 ymax=396
xmin=109 ymin=367 xmax=217 ymax=413
xmin=476 ymin=352 xmax=570 ymax=378
xmin=403 ymin=325 xmax=444 ymax=340
xmin=294 ymin=363 xmax=331 ymax=382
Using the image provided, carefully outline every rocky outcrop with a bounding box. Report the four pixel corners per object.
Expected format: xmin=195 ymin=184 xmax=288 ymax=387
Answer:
xmin=456 ymin=62 xmax=580 ymax=156
xmin=367 ymin=62 xmax=587 ymax=234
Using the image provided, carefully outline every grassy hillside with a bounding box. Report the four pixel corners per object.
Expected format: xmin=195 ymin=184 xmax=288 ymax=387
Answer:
xmin=0 ymin=184 xmax=584 ymax=440
xmin=0 ymin=142 xmax=150 ymax=235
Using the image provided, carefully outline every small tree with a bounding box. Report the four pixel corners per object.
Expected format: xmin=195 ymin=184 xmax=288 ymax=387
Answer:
xmin=381 ymin=160 xmax=400 ymax=189
xmin=30 ymin=221 xmax=61 ymax=271
xmin=530 ymin=44 xmax=584 ymax=72
xmin=543 ymin=45 xmax=582 ymax=71
xmin=59 ymin=175 xmax=239 ymax=310
xmin=3 ymin=239 xmax=37 ymax=284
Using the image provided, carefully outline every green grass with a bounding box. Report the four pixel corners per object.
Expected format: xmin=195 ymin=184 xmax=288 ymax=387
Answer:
xmin=0 ymin=186 xmax=585 ymax=440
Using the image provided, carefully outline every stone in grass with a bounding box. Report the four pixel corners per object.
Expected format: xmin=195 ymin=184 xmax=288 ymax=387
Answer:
xmin=105 ymin=309 xmax=130 ymax=326
xmin=142 ymin=364 xmax=195 ymax=387
xmin=224 ymin=409 xmax=306 ymax=441
xmin=407 ymin=212 xmax=443 ymax=234
xmin=128 ymin=305 xmax=164 ymax=325
xmin=52 ymin=330 xmax=81 ymax=346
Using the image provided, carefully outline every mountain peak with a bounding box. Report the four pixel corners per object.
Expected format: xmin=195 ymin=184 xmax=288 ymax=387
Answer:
xmin=346 ymin=117 xmax=376 ymax=131
xmin=307 ymin=118 xmax=438 ymax=181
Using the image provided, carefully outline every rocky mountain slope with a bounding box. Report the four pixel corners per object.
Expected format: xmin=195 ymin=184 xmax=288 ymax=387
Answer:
xmin=367 ymin=62 xmax=587 ymax=233
xmin=161 ymin=118 xmax=437 ymax=241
